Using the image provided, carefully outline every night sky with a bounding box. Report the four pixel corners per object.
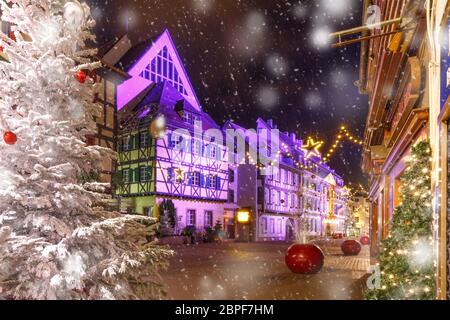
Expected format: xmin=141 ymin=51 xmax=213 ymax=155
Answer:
xmin=87 ymin=0 xmax=369 ymax=188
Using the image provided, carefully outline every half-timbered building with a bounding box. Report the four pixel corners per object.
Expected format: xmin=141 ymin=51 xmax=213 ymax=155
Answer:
xmin=114 ymin=30 xmax=229 ymax=234
xmin=90 ymin=36 xmax=132 ymax=183
xmin=358 ymin=0 xmax=429 ymax=259
xmin=224 ymin=118 xmax=349 ymax=242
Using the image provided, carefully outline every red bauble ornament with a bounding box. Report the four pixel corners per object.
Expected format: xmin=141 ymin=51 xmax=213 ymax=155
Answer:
xmin=341 ymin=240 xmax=362 ymax=256
xmin=3 ymin=131 xmax=17 ymax=145
xmin=360 ymin=236 xmax=370 ymax=246
xmin=75 ymin=70 xmax=87 ymax=83
xmin=285 ymin=243 xmax=325 ymax=274
xmin=9 ymin=31 xmax=16 ymax=42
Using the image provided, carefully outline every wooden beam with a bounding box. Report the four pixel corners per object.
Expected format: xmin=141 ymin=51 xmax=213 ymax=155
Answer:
xmin=332 ymin=29 xmax=406 ymax=48
xmin=329 ymin=17 xmax=402 ymax=38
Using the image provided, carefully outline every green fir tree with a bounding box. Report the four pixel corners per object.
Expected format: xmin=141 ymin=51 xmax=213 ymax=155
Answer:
xmin=366 ymin=140 xmax=435 ymax=300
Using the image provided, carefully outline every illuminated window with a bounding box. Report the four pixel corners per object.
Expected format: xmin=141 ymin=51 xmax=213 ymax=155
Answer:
xmin=183 ymin=112 xmax=199 ymax=125
xmin=190 ymin=172 xmax=201 ymax=186
xmin=140 ymin=167 xmax=151 ymax=182
xmin=261 ymin=218 xmax=268 ymax=234
xmin=207 ymin=175 xmax=217 ymax=189
xmin=123 ymin=169 xmax=130 ymax=183
xmin=204 ymin=211 xmax=213 ymax=227
xmin=192 ymin=139 xmax=202 ymax=155
xmin=139 ymin=46 xmax=188 ymax=96
xmin=187 ymin=209 xmax=196 ymax=226
xmin=140 ymin=132 xmax=151 ymax=148
xmin=122 ymin=135 xmax=131 ymax=151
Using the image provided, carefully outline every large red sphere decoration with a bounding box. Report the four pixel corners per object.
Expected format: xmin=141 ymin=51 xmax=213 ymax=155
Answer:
xmin=3 ymin=131 xmax=17 ymax=145
xmin=75 ymin=70 xmax=87 ymax=83
xmin=360 ymin=236 xmax=370 ymax=246
xmin=341 ymin=240 xmax=362 ymax=256
xmin=285 ymin=243 xmax=325 ymax=274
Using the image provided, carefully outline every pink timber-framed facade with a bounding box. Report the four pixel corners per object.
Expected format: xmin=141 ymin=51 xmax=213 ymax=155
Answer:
xmin=113 ymin=30 xmax=235 ymax=235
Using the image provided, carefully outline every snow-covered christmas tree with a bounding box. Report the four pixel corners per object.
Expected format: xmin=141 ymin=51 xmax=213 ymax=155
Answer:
xmin=0 ymin=0 xmax=172 ymax=300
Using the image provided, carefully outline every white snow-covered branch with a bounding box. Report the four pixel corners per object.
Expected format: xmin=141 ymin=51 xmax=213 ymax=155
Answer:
xmin=0 ymin=0 xmax=173 ymax=300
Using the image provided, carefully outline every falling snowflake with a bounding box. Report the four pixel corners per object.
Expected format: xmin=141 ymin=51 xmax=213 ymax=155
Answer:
xmin=257 ymin=86 xmax=279 ymax=110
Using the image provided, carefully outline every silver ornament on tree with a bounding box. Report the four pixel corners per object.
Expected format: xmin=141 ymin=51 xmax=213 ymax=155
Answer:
xmin=64 ymin=1 xmax=86 ymax=31
xmin=150 ymin=115 xmax=167 ymax=139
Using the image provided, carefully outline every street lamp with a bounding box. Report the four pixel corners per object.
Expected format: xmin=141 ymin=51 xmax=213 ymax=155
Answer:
xmin=236 ymin=208 xmax=252 ymax=242
xmin=237 ymin=210 xmax=250 ymax=224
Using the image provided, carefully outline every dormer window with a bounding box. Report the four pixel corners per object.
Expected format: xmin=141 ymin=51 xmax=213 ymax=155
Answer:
xmin=183 ymin=112 xmax=199 ymax=125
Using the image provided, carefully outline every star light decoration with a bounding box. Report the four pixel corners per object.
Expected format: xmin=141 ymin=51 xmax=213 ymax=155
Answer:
xmin=301 ymin=137 xmax=324 ymax=159
xmin=174 ymin=168 xmax=185 ymax=183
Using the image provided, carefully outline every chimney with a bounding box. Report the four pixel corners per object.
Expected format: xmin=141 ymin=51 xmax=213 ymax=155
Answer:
xmin=291 ymin=132 xmax=296 ymax=142
xmin=267 ymin=119 xmax=273 ymax=128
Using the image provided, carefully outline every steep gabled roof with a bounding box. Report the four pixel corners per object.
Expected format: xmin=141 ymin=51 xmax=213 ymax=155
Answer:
xmin=114 ymin=36 xmax=157 ymax=71
xmin=116 ymin=29 xmax=202 ymax=111
xmin=119 ymin=81 xmax=218 ymax=133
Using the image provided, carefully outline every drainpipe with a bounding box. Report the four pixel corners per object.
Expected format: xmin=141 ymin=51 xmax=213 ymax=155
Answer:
xmin=359 ymin=0 xmax=373 ymax=94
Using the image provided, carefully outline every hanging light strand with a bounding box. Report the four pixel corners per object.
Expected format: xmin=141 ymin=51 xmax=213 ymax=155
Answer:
xmin=322 ymin=126 xmax=364 ymax=163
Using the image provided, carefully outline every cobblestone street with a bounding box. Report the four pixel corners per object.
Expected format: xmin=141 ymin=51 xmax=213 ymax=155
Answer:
xmin=161 ymin=240 xmax=370 ymax=300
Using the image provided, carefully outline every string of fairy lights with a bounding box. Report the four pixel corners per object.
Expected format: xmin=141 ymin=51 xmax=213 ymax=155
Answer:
xmin=321 ymin=126 xmax=364 ymax=163
xmin=231 ymin=125 xmax=364 ymax=176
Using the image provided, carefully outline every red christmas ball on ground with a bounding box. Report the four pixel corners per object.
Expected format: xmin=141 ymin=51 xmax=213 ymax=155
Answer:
xmin=75 ymin=70 xmax=87 ymax=83
xmin=341 ymin=240 xmax=362 ymax=256
xmin=285 ymin=243 xmax=325 ymax=274
xmin=360 ymin=236 xmax=370 ymax=246
xmin=3 ymin=131 xmax=17 ymax=145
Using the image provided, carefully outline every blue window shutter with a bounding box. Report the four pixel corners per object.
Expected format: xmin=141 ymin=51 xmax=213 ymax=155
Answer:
xmin=135 ymin=168 xmax=141 ymax=182
xmin=200 ymin=174 xmax=206 ymax=188
xmin=167 ymin=133 xmax=173 ymax=148
xmin=186 ymin=138 xmax=192 ymax=153
xmin=205 ymin=175 xmax=210 ymax=188
xmin=187 ymin=172 xmax=193 ymax=185
xmin=216 ymin=176 xmax=221 ymax=190
xmin=167 ymin=167 xmax=174 ymax=181
xmin=216 ymin=147 xmax=222 ymax=161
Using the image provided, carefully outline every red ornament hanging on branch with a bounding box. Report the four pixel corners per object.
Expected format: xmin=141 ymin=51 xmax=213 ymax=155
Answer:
xmin=3 ymin=131 xmax=17 ymax=145
xmin=75 ymin=70 xmax=86 ymax=83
